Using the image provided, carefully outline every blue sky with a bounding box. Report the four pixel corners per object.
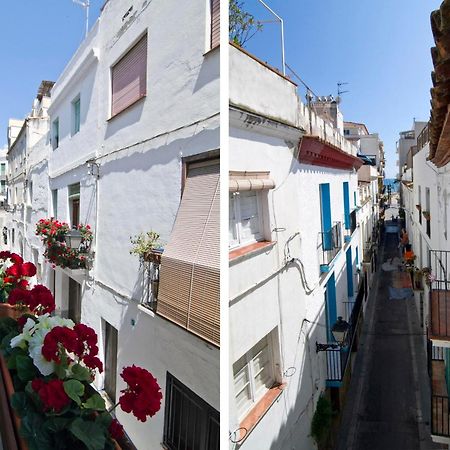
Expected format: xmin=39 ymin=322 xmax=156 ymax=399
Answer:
xmin=0 ymin=0 xmax=102 ymax=148
xmin=240 ymin=0 xmax=442 ymax=178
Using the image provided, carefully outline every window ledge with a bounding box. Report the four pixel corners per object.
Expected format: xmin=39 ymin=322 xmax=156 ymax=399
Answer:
xmin=238 ymin=383 xmax=286 ymax=444
xmin=107 ymin=95 xmax=146 ymax=122
xmin=203 ymin=44 xmax=219 ymax=57
xmin=137 ymin=303 xmax=156 ymax=318
xmin=229 ymin=241 xmax=276 ymax=263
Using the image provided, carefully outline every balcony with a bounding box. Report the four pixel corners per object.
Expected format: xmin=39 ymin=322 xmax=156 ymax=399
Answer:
xmin=319 ymin=222 xmax=342 ymax=272
xmin=325 ymin=281 xmax=365 ymax=384
xmin=430 ymin=346 xmax=450 ymax=437
xmin=429 ymin=250 xmax=450 ymax=341
xmin=343 ymin=210 xmax=357 ymax=243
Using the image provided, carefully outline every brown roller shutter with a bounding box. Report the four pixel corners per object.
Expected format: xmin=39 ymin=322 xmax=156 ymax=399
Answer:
xmin=111 ymin=34 xmax=147 ymax=117
xmin=211 ymin=0 xmax=220 ymax=49
xmin=158 ymin=160 xmax=220 ymax=346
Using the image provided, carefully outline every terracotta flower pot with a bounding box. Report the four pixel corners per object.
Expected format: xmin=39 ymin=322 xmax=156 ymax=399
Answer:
xmin=0 ymin=304 xmax=26 ymax=320
xmin=0 ymin=354 xmax=28 ymax=450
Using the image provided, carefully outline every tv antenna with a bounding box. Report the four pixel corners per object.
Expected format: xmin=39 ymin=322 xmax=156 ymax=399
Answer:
xmin=337 ymin=82 xmax=349 ymax=104
xmin=72 ymin=0 xmax=90 ymax=39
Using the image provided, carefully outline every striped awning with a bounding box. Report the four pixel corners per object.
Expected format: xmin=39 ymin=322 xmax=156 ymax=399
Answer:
xmin=229 ymin=171 xmax=275 ymax=192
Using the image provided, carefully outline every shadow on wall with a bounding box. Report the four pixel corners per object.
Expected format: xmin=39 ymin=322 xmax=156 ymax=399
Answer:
xmin=193 ymin=51 xmax=219 ymax=94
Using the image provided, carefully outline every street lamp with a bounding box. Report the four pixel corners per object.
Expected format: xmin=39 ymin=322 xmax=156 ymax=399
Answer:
xmin=316 ymin=316 xmax=350 ymax=352
xmin=66 ymin=229 xmax=83 ymax=250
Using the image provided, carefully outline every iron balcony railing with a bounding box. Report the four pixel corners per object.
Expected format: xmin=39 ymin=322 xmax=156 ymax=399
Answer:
xmin=319 ymin=222 xmax=342 ymax=269
xmin=417 ymin=122 xmax=430 ymax=151
xmin=429 ymin=250 xmax=450 ymax=340
xmin=429 ymin=343 xmax=450 ymax=437
xmin=325 ymin=281 xmax=365 ymax=382
xmin=343 ymin=210 xmax=357 ymax=241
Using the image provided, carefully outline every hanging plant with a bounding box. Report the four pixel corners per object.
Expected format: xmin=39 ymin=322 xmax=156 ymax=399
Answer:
xmin=130 ymin=231 xmax=163 ymax=263
xmin=310 ymin=395 xmax=334 ymax=445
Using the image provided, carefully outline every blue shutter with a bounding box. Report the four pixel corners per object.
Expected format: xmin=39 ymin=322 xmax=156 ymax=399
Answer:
xmin=343 ymin=182 xmax=350 ymax=229
xmin=320 ymin=184 xmax=332 ymax=250
xmin=346 ymin=247 xmax=353 ymax=298
xmin=326 ymin=273 xmax=337 ymax=341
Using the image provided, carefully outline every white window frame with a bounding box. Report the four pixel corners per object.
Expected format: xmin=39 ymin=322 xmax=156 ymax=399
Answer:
xmin=52 ymin=118 xmax=59 ymax=150
xmin=229 ymin=191 xmax=264 ymax=249
xmin=233 ymin=334 xmax=276 ymax=421
xmin=71 ymin=95 xmax=81 ymax=136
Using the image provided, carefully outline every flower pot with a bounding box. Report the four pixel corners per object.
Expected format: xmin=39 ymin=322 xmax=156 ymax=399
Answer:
xmin=0 ymin=304 xmax=26 ymax=320
xmin=0 ymin=354 xmax=28 ymax=450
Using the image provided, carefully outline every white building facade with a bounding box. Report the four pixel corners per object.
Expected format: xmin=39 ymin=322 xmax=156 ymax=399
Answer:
xmin=229 ymin=43 xmax=375 ymax=450
xmin=7 ymin=0 xmax=221 ymax=448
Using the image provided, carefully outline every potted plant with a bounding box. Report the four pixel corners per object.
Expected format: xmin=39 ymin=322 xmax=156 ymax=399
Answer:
xmin=422 ymin=210 xmax=431 ymax=220
xmin=0 ymin=251 xmax=38 ymax=319
xmin=36 ymin=218 xmax=93 ymax=270
xmin=414 ymin=268 xmax=424 ymax=290
xmin=0 ymin=305 xmax=162 ymax=449
xmin=130 ymin=231 xmax=163 ymax=264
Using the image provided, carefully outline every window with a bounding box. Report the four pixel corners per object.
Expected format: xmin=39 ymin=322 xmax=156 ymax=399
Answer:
xmin=68 ymin=278 xmax=81 ymax=324
xmin=111 ymin=33 xmax=147 ymax=117
xmin=0 ymin=181 xmax=5 ymax=195
xmin=163 ymin=373 xmax=219 ymax=450
xmin=52 ymin=189 xmax=58 ymax=219
xmin=28 ymin=181 xmax=33 ymax=205
xmin=104 ymin=321 xmax=118 ymax=402
xmin=72 ymin=96 xmax=81 ymax=135
xmin=52 ymin=118 xmax=59 ymax=149
xmin=344 ymin=129 xmax=350 ymax=136
xmin=1 ymin=164 xmax=5 ymax=175
xmin=229 ymin=191 xmax=263 ymax=248
xmin=233 ymin=335 xmax=277 ymax=421
xmin=158 ymin=159 xmax=219 ymax=345
xmin=68 ymin=183 xmax=80 ymax=227
xmin=210 ymin=0 xmax=220 ymax=49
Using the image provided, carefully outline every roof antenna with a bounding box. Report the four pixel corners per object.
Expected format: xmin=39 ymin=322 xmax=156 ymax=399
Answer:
xmin=337 ymin=81 xmax=350 ymax=104
xmin=72 ymin=0 xmax=90 ymax=39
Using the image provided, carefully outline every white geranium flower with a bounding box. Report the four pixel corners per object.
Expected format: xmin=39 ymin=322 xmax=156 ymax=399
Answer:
xmin=29 ymin=344 xmax=55 ymax=376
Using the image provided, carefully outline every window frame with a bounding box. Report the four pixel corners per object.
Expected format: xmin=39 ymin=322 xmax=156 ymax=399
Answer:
xmin=110 ymin=32 xmax=148 ymax=118
xmin=71 ymin=95 xmax=81 ymax=136
xmin=52 ymin=118 xmax=59 ymax=150
xmin=163 ymin=373 xmax=219 ymax=450
xmin=233 ymin=334 xmax=277 ymax=421
xmin=229 ymin=190 xmax=264 ymax=249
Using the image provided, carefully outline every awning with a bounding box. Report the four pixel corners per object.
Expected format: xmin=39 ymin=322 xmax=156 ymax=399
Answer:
xmin=298 ymin=136 xmax=363 ymax=170
xmin=229 ymin=171 xmax=275 ymax=192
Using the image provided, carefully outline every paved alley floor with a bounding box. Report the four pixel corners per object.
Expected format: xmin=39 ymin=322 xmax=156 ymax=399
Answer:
xmin=335 ymin=218 xmax=443 ymax=450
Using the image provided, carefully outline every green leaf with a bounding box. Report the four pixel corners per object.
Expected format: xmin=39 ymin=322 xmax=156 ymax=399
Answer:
xmin=71 ymin=363 xmax=92 ymax=381
xmin=63 ymin=379 xmax=85 ymax=405
xmin=20 ymin=412 xmax=53 ymax=450
xmin=44 ymin=417 xmax=71 ymax=433
xmin=69 ymin=417 xmax=106 ymax=450
xmin=11 ymin=391 xmax=30 ymax=417
xmin=82 ymin=393 xmax=106 ymax=411
xmin=7 ymin=346 xmax=28 ymax=370
xmin=16 ymin=354 xmax=37 ymax=382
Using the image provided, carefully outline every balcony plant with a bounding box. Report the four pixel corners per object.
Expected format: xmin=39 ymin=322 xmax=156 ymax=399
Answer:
xmin=0 ymin=291 xmax=162 ymax=449
xmin=130 ymin=231 xmax=163 ymax=264
xmin=415 ymin=204 xmax=421 ymax=211
xmin=0 ymin=251 xmax=38 ymax=318
xmin=36 ymin=218 xmax=93 ymax=270
xmin=422 ymin=210 xmax=431 ymax=220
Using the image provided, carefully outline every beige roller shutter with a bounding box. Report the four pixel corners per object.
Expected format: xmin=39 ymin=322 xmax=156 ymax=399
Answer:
xmin=111 ymin=34 xmax=147 ymax=117
xmin=211 ymin=0 xmax=220 ymax=49
xmin=158 ymin=160 xmax=220 ymax=346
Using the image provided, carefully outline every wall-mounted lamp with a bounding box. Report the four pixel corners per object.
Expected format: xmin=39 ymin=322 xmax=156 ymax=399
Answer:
xmin=316 ymin=317 xmax=350 ymax=353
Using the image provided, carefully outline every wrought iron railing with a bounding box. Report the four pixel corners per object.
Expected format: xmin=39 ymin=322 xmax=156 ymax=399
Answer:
xmin=325 ymin=281 xmax=365 ymax=382
xmin=429 ymin=250 xmax=450 ymax=339
xmin=343 ymin=301 xmax=355 ymax=322
xmin=142 ymin=256 xmax=161 ymax=312
xmin=319 ymin=222 xmax=342 ymax=269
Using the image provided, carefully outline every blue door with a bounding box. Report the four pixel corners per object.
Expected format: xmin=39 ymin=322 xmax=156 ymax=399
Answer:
xmin=320 ymin=184 xmax=332 ymax=250
xmin=346 ymin=247 xmax=353 ymax=298
xmin=325 ymin=273 xmax=337 ymax=341
xmin=343 ymin=182 xmax=350 ymax=230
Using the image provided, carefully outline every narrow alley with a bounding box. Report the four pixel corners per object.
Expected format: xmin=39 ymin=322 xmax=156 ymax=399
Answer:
xmin=336 ymin=212 xmax=442 ymax=450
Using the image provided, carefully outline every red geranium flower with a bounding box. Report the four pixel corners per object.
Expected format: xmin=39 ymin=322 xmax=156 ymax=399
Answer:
xmin=21 ymin=262 xmax=37 ymax=277
xmin=42 ymin=326 xmax=78 ymax=363
xmin=119 ymin=365 xmax=162 ymax=422
xmin=7 ymin=289 xmax=32 ymax=307
xmin=10 ymin=253 xmax=23 ymax=264
xmin=0 ymin=251 xmax=11 ymax=260
xmin=109 ymin=419 xmax=124 ymax=440
xmin=6 ymin=264 xmax=22 ymax=277
xmin=30 ymin=285 xmax=55 ymax=314
xmin=32 ymin=379 xmax=71 ymax=412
